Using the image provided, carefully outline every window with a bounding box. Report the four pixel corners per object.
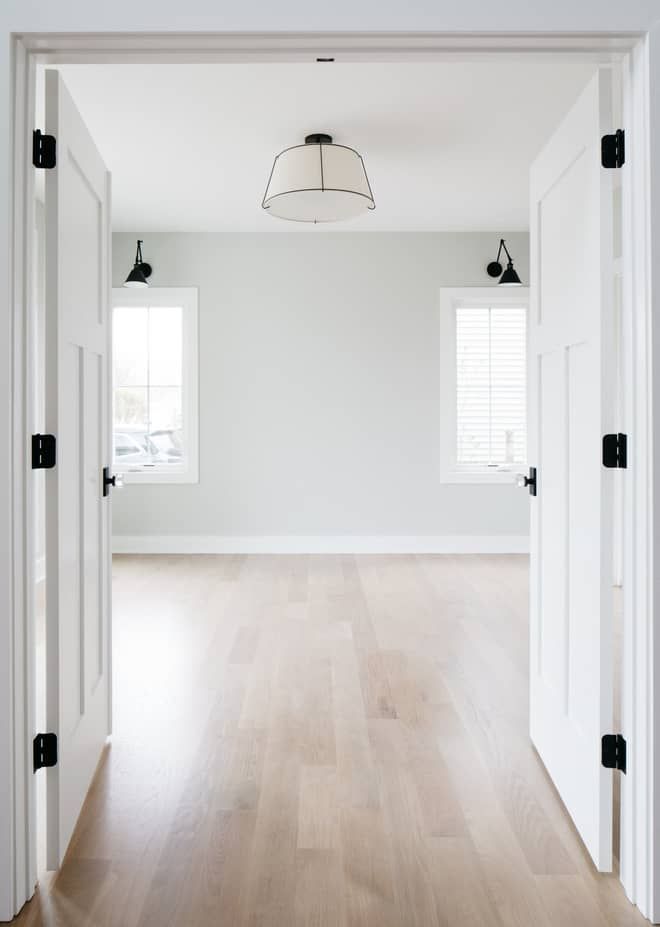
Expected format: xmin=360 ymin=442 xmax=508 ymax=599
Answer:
xmin=439 ymin=287 xmax=529 ymax=483
xmin=112 ymin=287 xmax=199 ymax=483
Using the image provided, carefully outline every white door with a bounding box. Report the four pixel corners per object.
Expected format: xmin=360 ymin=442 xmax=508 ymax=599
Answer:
xmin=528 ymin=68 xmax=616 ymax=872
xmin=44 ymin=69 xmax=112 ymax=868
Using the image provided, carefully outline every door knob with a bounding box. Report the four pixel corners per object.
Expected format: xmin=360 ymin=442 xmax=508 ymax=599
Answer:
xmin=103 ymin=466 xmax=124 ymax=497
xmin=516 ymin=467 xmax=537 ymax=496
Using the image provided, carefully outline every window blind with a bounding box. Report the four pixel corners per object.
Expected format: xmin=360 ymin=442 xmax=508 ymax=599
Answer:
xmin=455 ymin=306 xmax=527 ymax=469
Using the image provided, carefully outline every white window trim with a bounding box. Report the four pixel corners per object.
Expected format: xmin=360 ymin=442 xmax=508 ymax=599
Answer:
xmin=439 ymin=286 xmax=529 ymax=485
xmin=112 ymin=286 xmax=199 ymax=485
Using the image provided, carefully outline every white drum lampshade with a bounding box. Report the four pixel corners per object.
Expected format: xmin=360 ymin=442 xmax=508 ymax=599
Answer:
xmin=262 ymin=133 xmax=375 ymax=223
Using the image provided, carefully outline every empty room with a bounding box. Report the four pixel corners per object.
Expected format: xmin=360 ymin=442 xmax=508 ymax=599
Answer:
xmin=4 ymin=25 xmax=660 ymax=927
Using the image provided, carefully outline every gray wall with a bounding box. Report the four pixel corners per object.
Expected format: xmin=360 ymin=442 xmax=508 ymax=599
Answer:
xmin=112 ymin=232 xmax=530 ymax=539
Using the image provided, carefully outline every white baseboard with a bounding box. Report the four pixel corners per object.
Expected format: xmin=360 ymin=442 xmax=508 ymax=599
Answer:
xmin=112 ymin=535 xmax=529 ymax=555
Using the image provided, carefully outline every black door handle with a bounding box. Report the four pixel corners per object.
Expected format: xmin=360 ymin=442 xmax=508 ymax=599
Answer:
xmin=103 ymin=466 xmax=123 ymax=497
xmin=516 ymin=466 xmax=537 ymax=496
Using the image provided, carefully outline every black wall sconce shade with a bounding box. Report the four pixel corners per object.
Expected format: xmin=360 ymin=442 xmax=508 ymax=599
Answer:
xmin=487 ymin=239 xmax=523 ymax=287
xmin=124 ymin=239 xmax=152 ymax=288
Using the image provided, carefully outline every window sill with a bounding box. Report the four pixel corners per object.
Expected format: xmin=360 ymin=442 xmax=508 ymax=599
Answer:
xmin=115 ymin=467 xmax=199 ymax=486
xmin=440 ymin=468 xmax=524 ymax=485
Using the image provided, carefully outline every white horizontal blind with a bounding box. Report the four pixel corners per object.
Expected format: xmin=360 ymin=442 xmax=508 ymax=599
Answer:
xmin=456 ymin=306 xmax=526 ymax=469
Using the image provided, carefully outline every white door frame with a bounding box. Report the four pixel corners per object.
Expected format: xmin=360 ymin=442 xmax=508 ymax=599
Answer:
xmin=4 ymin=29 xmax=658 ymax=923
xmin=619 ymin=31 xmax=660 ymax=920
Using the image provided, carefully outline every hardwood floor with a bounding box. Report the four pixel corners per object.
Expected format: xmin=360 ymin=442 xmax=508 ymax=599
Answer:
xmin=15 ymin=554 xmax=645 ymax=926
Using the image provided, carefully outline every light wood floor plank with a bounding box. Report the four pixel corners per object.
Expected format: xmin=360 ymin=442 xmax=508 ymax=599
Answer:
xmin=15 ymin=554 xmax=647 ymax=927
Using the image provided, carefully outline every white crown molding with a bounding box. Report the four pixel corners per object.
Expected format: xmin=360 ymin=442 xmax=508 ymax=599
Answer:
xmin=112 ymin=534 xmax=530 ymax=555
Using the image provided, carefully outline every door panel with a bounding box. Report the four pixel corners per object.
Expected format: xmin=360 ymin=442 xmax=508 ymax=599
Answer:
xmin=44 ymin=69 xmax=112 ymax=868
xmin=529 ymin=68 xmax=615 ymax=872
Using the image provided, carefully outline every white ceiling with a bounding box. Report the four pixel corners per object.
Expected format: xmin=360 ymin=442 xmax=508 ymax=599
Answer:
xmin=48 ymin=61 xmax=596 ymax=233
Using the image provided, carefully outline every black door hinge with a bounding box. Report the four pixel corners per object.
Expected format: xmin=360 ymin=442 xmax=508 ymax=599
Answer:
xmin=603 ymin=433 xmax=627 ymax=469
xmin=601 ymin=129 xmax=625 ymax=169
xmin=33 ymin=733 xmax=58 ymax=772
xmin=33 ymin=129 xmax=56 ymax=169
xmin=31 ymin=433 xmax=56 ymax=469
xmin=602 ymin=734 xmax=627 ymax=774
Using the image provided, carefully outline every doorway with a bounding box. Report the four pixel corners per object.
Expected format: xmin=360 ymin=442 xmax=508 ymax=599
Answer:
xmin=9 ymin=30 xmax=656 ymax=927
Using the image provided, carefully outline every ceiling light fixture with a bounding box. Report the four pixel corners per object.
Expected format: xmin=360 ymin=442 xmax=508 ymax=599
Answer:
xmin=123 ymin=239 xmax=152 ymax=288
xmin=262 ymin=133 xmax=375 ymax=223
xmin=486 ymin=239 xmax=523 ymax=286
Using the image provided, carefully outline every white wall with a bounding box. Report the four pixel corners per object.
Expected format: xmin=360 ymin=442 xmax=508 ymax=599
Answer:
xmin=111 ymin=231 xmax=530 ymax=550
xmin=3 ymin=1 xmax=658 ymax=32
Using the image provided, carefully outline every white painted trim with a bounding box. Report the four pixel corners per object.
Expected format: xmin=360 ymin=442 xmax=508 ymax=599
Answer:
xmin=111 ymin=534 xmax=530 ymax=555
xmin=19 ymin=31 xmax=640 ymax=63
xmin=439 ymin=286 xmax=530 ymax=484
xmin=436 ymin=470 xmax=523 ymax=484
xmin=646 ymin=27 xmax=660 ymax=921
xmin=111 ymin=287 xmax=199 ymax=484
xmin=34 ymin=556 xmax=45 ymax=586
xmin=618 ymin=26 xmax=660 ymax=925
xmin=6 ymin=32 xmax=37 ymax=913
xmin=3 ymin=36 xmax=38 ymax=923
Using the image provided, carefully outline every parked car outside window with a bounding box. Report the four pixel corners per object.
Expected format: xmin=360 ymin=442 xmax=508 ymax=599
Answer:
xmin=113 ymin=426 xmax=184 ymax=468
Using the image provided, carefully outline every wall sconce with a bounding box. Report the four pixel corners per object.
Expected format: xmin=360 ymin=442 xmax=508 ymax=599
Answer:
xmin=487 ymin=239 xmax=523 ymax=286
xmin=123 ymin=239 xmax=152 ymax=288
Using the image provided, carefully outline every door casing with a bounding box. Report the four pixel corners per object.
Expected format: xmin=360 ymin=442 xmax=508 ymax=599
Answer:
xmin=5 ymin=29 xmax=658 ymax=923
